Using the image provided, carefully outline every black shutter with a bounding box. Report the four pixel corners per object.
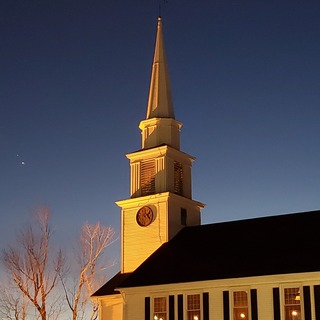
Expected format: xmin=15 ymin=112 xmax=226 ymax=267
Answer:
xmin=203 ymin=292 xmax=209 ymax=320
xmin=145 ymin=297 xmax=150 ymax=320
xmin=223 ymin=291 xmax=230 ymax=320
xmin=169 ymin=295 xmax=175 ymax=320
xmin=178 ymin=294 xmax=183 ymax=320
xmin=273 ymin=288 xmax=280 ymax=320
xmin=303 ymin=286 xmax=312 ymax=320
xmin=141 ymin=160 xmax=156 ymax=196
xmin=250 ymin=289 xmax=258 ymax=320
xmin=314 ymin=285 xmax=320 ymax=320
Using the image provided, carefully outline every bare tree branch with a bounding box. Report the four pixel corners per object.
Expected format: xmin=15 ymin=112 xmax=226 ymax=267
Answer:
xmin=60 ymin=222 xmax=116 ymax=320
xmin=0 ymin=282 xmax=29 ymax=320
xmin=2 ymin=208 xmax=65 ymax=320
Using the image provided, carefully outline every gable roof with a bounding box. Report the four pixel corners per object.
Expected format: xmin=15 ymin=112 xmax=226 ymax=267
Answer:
xmin=118 ymin=210 xmax=320 ymax=288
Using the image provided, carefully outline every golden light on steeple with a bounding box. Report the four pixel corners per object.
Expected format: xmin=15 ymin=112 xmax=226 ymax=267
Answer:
xmin=146 ymin=16 xmax=174 ymax=119
xmin=116 ymin=16 xmax=204 ymax=274
xmin=139 ymin=17 xmax=182 ymax=150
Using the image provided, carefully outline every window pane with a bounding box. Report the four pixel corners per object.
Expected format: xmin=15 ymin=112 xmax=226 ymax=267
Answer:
xmin=153 ymin=314 xmax=167 ymax=320
xmin=284 ymin=288 xmax=301 ymax=320
xmin=187 ymin=311 xmax=200 ymax=320
xmin=233 ymin=291 xmax=248 ymax=307
xmin=234 ymin=307 xmax=248 ymax=320
xmin=233 ymin=291 xmax=248 ymax=320
xmin=284 ymin=288 xmax=300 ymax=305
xmin=153 ymin=297 xmax=167 ymax=320
xmin=284 ymin=306 xmax=301 ymax=320
xmin=187 ymin=294 xmax=201 ymax=320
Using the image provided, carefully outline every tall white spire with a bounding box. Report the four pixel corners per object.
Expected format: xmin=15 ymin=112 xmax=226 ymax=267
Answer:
xmin=115 ymin=16 xmax=204 ymax=275
xmin=146 ymin=17 xmax=175 ymax=119
xmin=140 ymin=17 xmax=181 ymax=150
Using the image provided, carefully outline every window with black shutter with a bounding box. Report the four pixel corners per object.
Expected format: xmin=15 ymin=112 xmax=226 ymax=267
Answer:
xmin=223 ymin=291 xmax=230 ymax=320
xmin=314 ymin=285 xmax=320 ymax=320
xmin=273 ymin=288 xmax=280 ymax=320
xmin=145 ymin=297 xmax=151 ymax=320
xmin=250 ymin=289 xmax=258 ymax=320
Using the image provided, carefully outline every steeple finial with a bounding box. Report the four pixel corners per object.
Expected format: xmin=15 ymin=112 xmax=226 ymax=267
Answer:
xmin=146 ymin=17 xmax=175 ymax=119
xmin=158 ymin=0 xmax=168 ymax=17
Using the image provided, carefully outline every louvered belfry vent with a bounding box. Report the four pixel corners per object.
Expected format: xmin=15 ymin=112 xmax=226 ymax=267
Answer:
xmin=174 ymin=161 xmax=183 ymax=196
xmin=141 ymin=159 xmax=156 ymax=196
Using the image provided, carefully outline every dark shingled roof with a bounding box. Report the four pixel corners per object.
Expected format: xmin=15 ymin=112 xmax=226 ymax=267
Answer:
xmin=94 ymin=210 xmax=320 ymax=294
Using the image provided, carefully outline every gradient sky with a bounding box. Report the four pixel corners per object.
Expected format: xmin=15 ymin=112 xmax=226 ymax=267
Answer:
xmin=1 ymin=0 xmax=320 ymax=278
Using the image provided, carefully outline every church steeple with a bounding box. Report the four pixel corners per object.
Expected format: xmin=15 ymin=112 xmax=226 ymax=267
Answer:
xmin=146 ymin=16 xmax=175 ymax=119
xmin=116 ymin=17 xmax=204 ymax=274
xmin=140 ymin=17 xmax=181 ymax=150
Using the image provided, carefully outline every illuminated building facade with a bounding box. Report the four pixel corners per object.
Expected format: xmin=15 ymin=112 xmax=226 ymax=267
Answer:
xmin=93 ymin=17 xmax=320 ymax=320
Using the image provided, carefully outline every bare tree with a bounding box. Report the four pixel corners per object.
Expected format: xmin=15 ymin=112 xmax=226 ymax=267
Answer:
xmin=61 ymin=222 xmax=116 ymax=320
xmin=0 ymin=282 xmax=28 ymax=320
xmin=2 ymin=208 xmax=65 ymax=320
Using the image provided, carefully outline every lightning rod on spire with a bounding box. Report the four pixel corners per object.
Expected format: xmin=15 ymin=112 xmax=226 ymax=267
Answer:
xmin=158 ymin=0 xmax=168 ymax=17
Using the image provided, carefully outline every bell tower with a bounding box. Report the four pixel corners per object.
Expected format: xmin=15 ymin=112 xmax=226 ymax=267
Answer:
xmin=116 ymin=17 xmax=204 ymax=274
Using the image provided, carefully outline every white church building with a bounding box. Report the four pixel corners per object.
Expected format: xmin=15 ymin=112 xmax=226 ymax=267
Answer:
xmin=93 ymin=17 xmax=320 ymax=320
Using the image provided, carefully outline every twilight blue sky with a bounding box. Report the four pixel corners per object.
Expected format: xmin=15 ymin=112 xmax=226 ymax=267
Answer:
xmin=1 ymin=0 xmax=320 ymax=277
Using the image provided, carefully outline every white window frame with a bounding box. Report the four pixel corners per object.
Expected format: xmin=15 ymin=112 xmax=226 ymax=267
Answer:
xmin=185 ymin=293 xmax=202 ymax=320
xmin=281 ymin=285 xmax=303 ymax=320
xmin=231 ymin=288 xmax=251 ymax=320
xmin=152 ymin=296 xmax=168 ymax=320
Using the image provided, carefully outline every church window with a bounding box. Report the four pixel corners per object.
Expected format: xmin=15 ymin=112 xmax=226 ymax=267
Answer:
xmin=233 ymin=291 xmax=249 ymax=320
xmin=284 ymin=288 xmax=301 ymax=320
xmin=153 ymin=297 xmax=167 ymax=320
xmin=174 ymin=161 xmax=183 ymax=195
xmin=187 ymin=294 xmax=201 ymax=320
xmin=141 ymin=159 xmax=156 ymax=196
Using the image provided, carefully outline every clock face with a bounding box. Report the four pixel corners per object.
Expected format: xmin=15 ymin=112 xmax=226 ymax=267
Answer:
xmin=136 ymin=206 xmax=153 ymax=227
